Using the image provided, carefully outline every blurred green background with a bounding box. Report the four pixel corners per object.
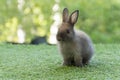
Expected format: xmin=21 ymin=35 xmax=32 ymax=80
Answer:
xmin=0 ymin=0 xmax=120 ymax=44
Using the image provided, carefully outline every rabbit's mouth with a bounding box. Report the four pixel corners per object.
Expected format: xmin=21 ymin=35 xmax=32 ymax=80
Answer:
xmin=56 ymin=32 xmax=73 ymax=42
xmin=57 ymin=37 xmax=65 ymax=42
xmin=57 ymin=35 xmax=67 ymax=42
xmin=57 ymin=36 xmax=72 ymax=42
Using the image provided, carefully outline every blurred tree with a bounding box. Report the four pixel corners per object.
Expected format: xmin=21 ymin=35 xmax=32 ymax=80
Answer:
xmin=0 ymin=0 xmax=120 ymax=43
xmin=0 ymin=0 xmax=54 ymax=43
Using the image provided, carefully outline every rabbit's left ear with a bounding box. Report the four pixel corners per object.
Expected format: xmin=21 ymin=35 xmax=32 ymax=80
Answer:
xmin=69 ymin=10 xmax=79 ymax=25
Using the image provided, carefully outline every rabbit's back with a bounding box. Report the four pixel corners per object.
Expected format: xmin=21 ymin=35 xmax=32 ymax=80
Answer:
xmin=75 ymin=30 xmax=94 ymax=59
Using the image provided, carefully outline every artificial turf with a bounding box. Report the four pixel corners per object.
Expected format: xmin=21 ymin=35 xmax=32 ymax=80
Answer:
xmin=0 ymin=44 xmax=120 ymax=80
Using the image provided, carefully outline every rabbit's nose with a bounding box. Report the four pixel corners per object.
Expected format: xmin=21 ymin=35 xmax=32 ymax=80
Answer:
xmin=57 ymin=33 xmax=65 ymax=41
xmin=57 ymin=36 xmax=62 ymax=41
xmin=57 ymin=37 xmax=61 ymax=41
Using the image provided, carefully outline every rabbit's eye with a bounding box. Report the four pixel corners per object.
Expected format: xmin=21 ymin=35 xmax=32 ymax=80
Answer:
xmin=66 ymin=29 xmax=70 ymax=34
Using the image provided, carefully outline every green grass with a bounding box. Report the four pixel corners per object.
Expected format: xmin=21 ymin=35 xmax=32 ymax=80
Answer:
xmin=0 ymin=44 xmax=120 ymax=80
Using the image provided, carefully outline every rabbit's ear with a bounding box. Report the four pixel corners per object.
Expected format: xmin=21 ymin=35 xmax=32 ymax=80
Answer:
xmin=63 ymin=8 xmax=69 ymax=22
xmin=69 ymin=10 xmax=79 ymax=25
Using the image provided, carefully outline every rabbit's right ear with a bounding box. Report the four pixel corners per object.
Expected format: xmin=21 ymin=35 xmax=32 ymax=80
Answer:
xmin=62 ymin=8 xmax=69 ymax=22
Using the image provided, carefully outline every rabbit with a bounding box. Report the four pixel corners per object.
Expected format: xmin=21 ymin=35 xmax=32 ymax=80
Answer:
xmin=56 ymin=8 xmax=94 ymax=67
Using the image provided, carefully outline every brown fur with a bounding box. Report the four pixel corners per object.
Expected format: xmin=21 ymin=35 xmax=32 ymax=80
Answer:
xmin=56 ymin=8 xmax=94 ymax=67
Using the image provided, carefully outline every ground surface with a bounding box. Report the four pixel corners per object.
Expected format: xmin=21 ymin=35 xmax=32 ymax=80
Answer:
xmin=0 ymin=44 xmax=120 ymax=80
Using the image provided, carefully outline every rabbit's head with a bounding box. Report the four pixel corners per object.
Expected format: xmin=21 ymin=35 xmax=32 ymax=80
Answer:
xmin=57 ymin=8 xmax=79 ymax=42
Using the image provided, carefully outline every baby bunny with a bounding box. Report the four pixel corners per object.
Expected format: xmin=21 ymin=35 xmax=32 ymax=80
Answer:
xmin=56 ymin=8 xmax=94 ymax=67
